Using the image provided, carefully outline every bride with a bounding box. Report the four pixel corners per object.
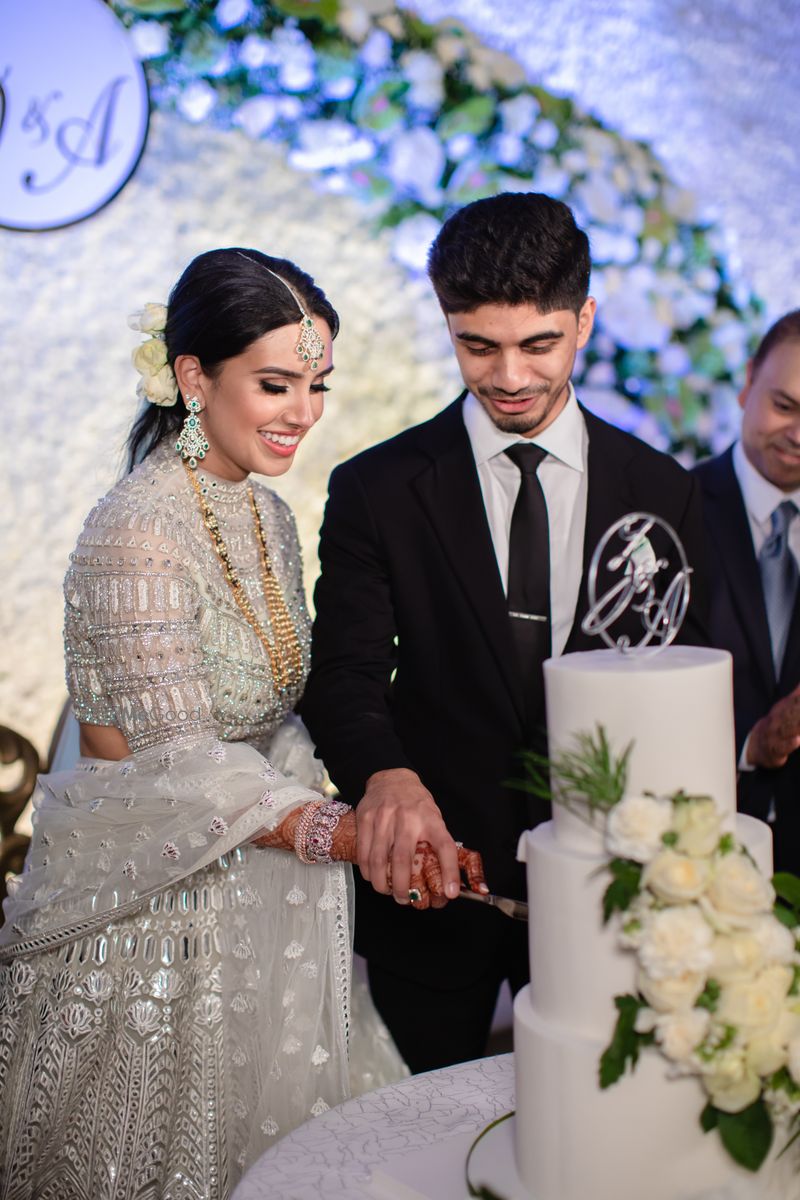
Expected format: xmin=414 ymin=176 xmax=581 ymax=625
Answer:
xmin=0 ymin=248 xmax=485 ymax=1199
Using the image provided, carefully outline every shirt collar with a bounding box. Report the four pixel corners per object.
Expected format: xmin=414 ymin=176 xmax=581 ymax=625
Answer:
xmin=732 ymin=440 xmax=800 ymax=525
xmin=463 ymin=383 xmax=585 ymax=471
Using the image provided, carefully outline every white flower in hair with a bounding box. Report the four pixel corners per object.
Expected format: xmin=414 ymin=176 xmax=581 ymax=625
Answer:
xmin=128 ymin=303 xmax=168 ymax=334
xmin=128 ymin=302 xmax=179 ymax=407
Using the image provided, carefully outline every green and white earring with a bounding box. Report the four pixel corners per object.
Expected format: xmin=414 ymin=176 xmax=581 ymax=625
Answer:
xmin=175 ymin=396 xmax=209 ymax=469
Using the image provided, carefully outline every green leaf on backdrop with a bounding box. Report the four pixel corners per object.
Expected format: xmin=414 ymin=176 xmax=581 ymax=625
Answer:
xmin=272 ymin=0 xmax=340 ymax=23
xmin=437 ymin=95 xmax=495 ymax=139
xmin=352 ymin=80 xmax=407 ymax=131
xmin=118 ymin=0 xmax=188 ymax=13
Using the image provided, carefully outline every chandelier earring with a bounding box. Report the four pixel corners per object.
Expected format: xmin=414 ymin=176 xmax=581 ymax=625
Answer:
xmin=175 ymin=396 xmax=210 ymax=469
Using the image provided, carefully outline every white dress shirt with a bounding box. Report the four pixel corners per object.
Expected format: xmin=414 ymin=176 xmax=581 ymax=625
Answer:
xmin=732 ymin=440 xmax=800 ymax=566
xmin=732 ymin=440 xmax=800 ymax=775
xmin=462 ymin=385 xmax=588 ymax=657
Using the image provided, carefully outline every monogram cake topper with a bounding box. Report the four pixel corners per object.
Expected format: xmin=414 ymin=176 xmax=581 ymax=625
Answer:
xmin=580 ymin=512 xmax=692 ymax=652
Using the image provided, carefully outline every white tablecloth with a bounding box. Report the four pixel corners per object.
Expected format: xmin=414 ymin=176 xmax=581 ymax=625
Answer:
xmin=231 ymin=1054 xmax=515 ymax=1200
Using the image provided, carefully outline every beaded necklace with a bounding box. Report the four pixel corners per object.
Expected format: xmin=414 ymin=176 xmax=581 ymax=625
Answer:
xmin=183 ymin=460 xmax=303 ymax=693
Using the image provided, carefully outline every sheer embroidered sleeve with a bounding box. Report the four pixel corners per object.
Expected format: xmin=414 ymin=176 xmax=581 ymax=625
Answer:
xmin=64 ymin=502 xmax=215 ymax=753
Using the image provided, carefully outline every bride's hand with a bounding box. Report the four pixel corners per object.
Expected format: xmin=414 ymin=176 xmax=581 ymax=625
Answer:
xmin=393 ymin=841 xmax=488 ymax=910
xmin=252 ymin=801 xmax=357 ymax=863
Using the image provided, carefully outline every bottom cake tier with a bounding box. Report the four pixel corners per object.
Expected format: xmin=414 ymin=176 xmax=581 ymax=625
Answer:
xmin=513 ymin=813 xmax=783 ymax=1200
xmin=513 ymin=986 xmax=776 ymax=1200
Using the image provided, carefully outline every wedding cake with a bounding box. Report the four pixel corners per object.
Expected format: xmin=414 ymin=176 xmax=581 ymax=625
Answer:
xmin=513 ymin=645 xmax=776 ymax=1200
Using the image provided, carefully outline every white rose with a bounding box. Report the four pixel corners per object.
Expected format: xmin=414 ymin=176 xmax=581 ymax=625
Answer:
xmin=711 ymin=931 xmax=766 ymax=985
xmin=716 ymin=966 xmax=794 ymax=1034
xmin=435 ymin=33 xmax=467 ymax=68
xmin=138 ymin=365 xmax=178 ymax=407
xmin=672 ymin=797 xmax=723 ymax=857
xmin=377 ymin=13 xmax=403 ymax=38
xmin=634 ymin=1005 xmax=658 ymax=1034
xmin=749 ymin=914 xmax=797 ymax=966
xmin=708 ymin=853 xmax=775 ymax=917
xmin=656 ymin=1008 xmax=710 ymax=1064
xmin=467 ymin=44 xmax=526 ymax=89
xmin=747 ymin=1009 xmax=800 ymax=1076
xmin=643 ymin=850 xmax=711 ymax=904
xmin=128 ymin=302 xmax=168 ymax=334
xmin=605 ymin=794 xmax=673 ymax=864
xmin=639 ymin=906 xmax=714 ymax=981
xmin=638 ymin=967 xmax=706 ymax=1013
xmin=704 ymin=1051 xmax=762 ymax=1113
xmin=132 ymin=337 xmax=168 ymax=377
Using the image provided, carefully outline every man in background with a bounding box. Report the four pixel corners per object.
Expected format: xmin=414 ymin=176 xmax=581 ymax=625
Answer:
xmin=694 ymin=310 xmax=800 ymax=874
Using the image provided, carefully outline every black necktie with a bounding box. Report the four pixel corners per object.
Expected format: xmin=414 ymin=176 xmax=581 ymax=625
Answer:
xmin=504 ymin=444 xmax=551 ymax=724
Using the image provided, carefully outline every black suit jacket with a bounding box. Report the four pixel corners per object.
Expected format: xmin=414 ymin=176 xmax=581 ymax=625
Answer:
xmin=694 ymin=447 xmax=800 ymax=873
xmin=303 ymin=398 xmax=709 ymax=984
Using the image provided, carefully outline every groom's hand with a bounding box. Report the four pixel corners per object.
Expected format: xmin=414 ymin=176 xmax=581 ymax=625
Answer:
xmin=357 ymin=768 xmax=461 ymax=905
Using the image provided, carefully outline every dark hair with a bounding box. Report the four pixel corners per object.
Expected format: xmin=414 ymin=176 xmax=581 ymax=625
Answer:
xmin=126 ymin=248 xmax=339 ymax=470
xmin=427 ymin=192 xmax=591 ymax=316
xmin=751 ymin=309 xmax=800 ymax=378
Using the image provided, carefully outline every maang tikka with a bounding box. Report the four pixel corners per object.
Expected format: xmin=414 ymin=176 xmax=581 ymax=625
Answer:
xmin=237 ymin=252 xmax=326 ymax=371
xmin=175 ymin=396 xmax=210 ymax=469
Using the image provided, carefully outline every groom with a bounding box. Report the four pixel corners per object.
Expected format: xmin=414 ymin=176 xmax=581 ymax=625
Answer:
xmin=303 ymin=193 xmax=709 ymax=1073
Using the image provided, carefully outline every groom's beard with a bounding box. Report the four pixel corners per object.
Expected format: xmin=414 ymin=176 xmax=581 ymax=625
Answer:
xmin=476 ymin=380 xmax=568 ymax=436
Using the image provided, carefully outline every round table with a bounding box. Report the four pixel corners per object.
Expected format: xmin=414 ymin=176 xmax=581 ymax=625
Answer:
xmin=231 ymin=1053 xmax=515 ymax=1200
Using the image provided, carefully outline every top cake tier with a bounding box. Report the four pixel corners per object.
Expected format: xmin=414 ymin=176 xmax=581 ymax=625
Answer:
xmin=543 ymin=646 xmax=736 ymax=853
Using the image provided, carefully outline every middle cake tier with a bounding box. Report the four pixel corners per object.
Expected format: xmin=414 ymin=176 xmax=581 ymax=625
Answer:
xmin=520 ymin=812 xmax=773 ymax=1041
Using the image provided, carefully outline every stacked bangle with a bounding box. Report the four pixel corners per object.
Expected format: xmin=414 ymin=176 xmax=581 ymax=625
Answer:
xmin=294 ymin=799 xmax=351 ymax=864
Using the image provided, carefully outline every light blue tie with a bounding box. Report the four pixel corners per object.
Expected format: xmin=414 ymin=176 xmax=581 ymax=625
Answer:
xmin=759 ymin=500 xmax=799 ymax=674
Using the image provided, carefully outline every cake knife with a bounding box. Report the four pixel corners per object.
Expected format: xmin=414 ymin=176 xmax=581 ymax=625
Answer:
xmin=459 ymin=887 xmax=528 ymax=921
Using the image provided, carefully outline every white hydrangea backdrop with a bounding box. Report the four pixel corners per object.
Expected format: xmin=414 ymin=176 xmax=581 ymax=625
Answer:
xmin=1 ymin=0 xmax=797 ymax=758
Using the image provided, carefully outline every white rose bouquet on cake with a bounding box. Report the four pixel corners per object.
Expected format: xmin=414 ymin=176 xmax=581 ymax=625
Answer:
xmin=515 ymin=728 xmax=800 ymax=1174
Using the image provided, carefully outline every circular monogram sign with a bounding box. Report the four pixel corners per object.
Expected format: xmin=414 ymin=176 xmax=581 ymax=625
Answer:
xmin=0 ymin=0 xmax=149 ymax=232
xmin=580 ymin=512 xmax=693 ymax=652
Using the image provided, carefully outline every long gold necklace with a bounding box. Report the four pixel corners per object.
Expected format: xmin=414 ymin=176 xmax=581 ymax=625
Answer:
xmin=183 ymin=460 xmax=303 ymax=693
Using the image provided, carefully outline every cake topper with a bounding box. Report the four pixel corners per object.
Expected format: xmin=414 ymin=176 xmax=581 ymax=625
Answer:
xmin=580 ymin=512 xmax=692 ymax=652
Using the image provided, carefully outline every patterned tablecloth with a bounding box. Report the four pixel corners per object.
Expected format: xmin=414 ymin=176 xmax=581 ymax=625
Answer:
xmin=231 ymin=1053 xmax=515 ymax=1200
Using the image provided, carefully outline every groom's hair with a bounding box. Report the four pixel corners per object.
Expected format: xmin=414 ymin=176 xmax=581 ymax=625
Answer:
xmin=751 ymin=309 xmax=800 ymax=378
xmin=427 ymin=192 xmax=590 ymax=317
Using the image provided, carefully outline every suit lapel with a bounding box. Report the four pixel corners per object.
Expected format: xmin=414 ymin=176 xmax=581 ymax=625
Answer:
xmin=411 ymin=400 xmax=526 ymax=728
xmin=701 ymin=449 xmax=775 ymax=691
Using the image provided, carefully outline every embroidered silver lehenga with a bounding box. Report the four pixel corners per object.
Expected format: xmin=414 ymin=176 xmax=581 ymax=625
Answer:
xmin=0 ymin=444 xmax=405 ymax=1200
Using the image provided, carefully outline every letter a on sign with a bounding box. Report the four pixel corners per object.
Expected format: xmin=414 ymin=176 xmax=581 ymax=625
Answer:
xmin=0 ymin=0 xmax=150 ymax=231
